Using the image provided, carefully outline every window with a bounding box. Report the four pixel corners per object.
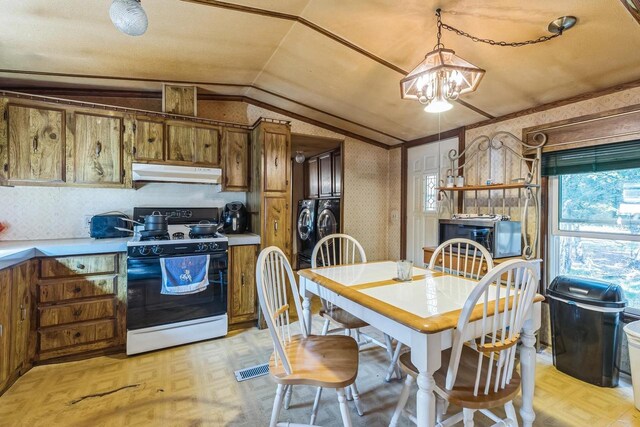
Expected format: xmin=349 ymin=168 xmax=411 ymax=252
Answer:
xmin=550 ymin=170 xmax=640 ymax=313
xmin=423 ymin=173 xmax=437 ymax=212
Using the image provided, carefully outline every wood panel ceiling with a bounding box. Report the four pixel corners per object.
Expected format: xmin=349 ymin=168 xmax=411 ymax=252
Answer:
xmin=1 ymin=0 xmax=639 ymax=145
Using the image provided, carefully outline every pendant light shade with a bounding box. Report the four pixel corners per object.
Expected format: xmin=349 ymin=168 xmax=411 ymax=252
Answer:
xmin=401 ymin=48 xmax=484 ymax=108
xmin=110 ymin=0 xmax=148 ymax=36
xmin=294 ymin=151 xmax=306 ymax=164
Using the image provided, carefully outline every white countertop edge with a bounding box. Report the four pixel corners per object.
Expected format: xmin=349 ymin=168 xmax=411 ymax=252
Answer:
xmin=0 ymin=233 xmax=261 ymax=270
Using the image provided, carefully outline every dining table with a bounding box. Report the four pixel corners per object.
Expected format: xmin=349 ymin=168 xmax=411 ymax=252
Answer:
xmin=297 ymin=260 xmax=543 ymax=427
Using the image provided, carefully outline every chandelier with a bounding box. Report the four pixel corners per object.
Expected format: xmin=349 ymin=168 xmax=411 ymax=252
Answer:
xmin=401 ymin=9 xmax=576 ymax=113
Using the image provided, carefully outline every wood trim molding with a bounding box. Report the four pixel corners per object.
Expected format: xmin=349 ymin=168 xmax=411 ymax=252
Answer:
xmin=521 ymin=102 xmax=640 ymax=152
xmin=620 ymin=0 xmax=640 ymax=24
xmin=403 ymin=127 xmax=464 ymax=149
xmin=467 ymin=78 xmax=640 ymax=131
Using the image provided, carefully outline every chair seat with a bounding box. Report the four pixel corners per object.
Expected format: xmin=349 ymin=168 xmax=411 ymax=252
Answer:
xmin=320 ymin=306 xmax=369 ymax=330
xmin=269 ymin=335 xmax=359 ymax=388
xmin=399 ymin=345 xmax=521 ymax=410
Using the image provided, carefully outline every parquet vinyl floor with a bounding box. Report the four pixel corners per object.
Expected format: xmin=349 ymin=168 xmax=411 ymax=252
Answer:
xmin=0 ymin=317 xmax=637 ymax=427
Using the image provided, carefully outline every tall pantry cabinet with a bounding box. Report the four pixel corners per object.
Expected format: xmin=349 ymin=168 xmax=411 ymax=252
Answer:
xmin=248 ymin=120 xmax=292 ymax=261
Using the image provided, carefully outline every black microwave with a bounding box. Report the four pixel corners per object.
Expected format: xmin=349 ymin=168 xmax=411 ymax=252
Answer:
xmin=438 ymin=219 xmax=522 ymax=258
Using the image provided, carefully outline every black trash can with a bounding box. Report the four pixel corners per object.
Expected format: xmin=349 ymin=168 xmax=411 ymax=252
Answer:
xmin=548 ymin=275 xmax=626 ymax=387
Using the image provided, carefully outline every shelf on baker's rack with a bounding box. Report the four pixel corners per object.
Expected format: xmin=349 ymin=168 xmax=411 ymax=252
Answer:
xmin=437 ymin=183 xmax=539 ymax=192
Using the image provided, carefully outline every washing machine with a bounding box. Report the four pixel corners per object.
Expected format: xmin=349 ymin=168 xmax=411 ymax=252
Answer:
xmin=317 ymin=198 xmax=341 ymax=238
xmin=297 ymin=199 xmax=318 ymax=269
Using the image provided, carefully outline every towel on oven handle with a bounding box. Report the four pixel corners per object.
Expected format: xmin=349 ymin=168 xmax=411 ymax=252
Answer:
xmin=160 ymin=255 xmax=210 ymax=295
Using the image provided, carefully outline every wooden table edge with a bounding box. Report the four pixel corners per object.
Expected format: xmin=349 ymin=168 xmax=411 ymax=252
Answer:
xmin=298 ymin=268 xmax=545 ymax=334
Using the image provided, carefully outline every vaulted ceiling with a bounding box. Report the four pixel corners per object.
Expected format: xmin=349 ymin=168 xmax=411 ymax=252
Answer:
xmin=1 ymin=0 xmax=640 ymax=145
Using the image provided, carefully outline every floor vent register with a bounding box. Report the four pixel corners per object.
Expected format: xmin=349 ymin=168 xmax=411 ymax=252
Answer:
xmin=234 ymin=363 xmax=269 ymax=382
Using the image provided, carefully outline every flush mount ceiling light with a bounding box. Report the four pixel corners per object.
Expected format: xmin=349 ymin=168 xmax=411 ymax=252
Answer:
xmin=401 ymin=9 xmax=577 ymax=113
xmin=294 ymin=151 xmax=306 ymax=164
xmin=110 ymin=0 xmax=148 ymax=36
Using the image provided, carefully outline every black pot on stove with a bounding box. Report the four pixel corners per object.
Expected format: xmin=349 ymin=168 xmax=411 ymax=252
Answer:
xmin=221 ymin=202 xmax=248 ymax=234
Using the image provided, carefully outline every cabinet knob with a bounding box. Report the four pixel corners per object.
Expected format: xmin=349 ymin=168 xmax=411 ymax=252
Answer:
xmin=74 ymin=332 xmax=82 ymax=338
xmin=73 ymin=287 xmax=82 ymax=293
xmin=95 ymin=141 xmax=102 ymax=157
xmin=147 ymin=137 xmax=155 ymax=143
xmin=73 ymin=309 xmax=82 ymax=317
xmin=76 ymin=263 xmax=86 ymax=270
xmin=32 ymin=135 xmax=38 ymax=152
xmin=236 ymin=154 xmax=241 ymax=165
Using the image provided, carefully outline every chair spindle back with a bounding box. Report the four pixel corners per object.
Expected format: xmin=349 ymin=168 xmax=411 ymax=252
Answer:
xmin=429 ymin=238 xmax=494 ymax=280
xmin=311 ymin=234 xmax=367 ymax=268
xmin=445 ymin=259 xmax=540 ymax=397
xmin=256 ymin=246 xmax=307 ymax=375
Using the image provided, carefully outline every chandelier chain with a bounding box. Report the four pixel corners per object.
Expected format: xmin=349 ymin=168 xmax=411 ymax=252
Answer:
xmin=434 ymin=8 xmax=562 ymax=48
xmin=441 ymin=22 xmax=561 ymax=47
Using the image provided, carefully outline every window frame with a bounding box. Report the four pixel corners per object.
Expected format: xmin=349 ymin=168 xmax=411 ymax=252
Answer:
xmin=549 ymin=175 xmax=640 ymax=315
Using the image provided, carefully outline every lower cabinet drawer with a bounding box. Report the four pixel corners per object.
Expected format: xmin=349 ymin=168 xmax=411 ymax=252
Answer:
xmin=40 ymin=254 xmax=118 ymax=278
xmin=39 ymin=276 xmax=117 ymax=303
xmin=39 ymin=299 xmax=115 ymax=327
xmin=39 ymin=320 xmax=116 ymax=352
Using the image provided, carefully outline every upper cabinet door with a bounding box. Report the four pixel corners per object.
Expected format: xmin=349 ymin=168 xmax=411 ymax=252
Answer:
xmin=222 ymin=128 xmax=249 ymax=191
xmin=133 ymin=118 xmax=164 ymax=162
xmin=194 ymin=127 xmax=220 ymax=166
xmin=306 ymin=157 xmax=319 ymax=199
xmin=263 ymin=128 xmax=289 ymax=193
xmin=166 ymin=122 xmax=220 ymax=167
xmin=332 ymin=151 xmax=342 ymax=196
xmin=319 ymin=153 xmax=333 ymax=197
xmin=73 ymin=113 xmax=123 ymax=184
xmin=7 ymin=104 xmax=65 ymax=183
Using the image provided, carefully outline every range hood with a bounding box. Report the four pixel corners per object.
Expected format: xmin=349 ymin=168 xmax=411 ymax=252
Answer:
xmin=132 ymin=163 xmax=222 ymax=185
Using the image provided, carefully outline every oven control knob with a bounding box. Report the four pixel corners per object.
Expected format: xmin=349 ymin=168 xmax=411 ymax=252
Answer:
xmin=138 ymin=246 xmax=151 ymax=255
xmin=197 ymin=243 xmax=207 ymax=252
xmin=152 ymin=245 xmax=163 ymax=255
xmin=209 ymin=243 xmax=219 ymax=250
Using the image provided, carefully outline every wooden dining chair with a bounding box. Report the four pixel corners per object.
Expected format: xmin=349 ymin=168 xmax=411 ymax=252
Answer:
xmin=389 ymin=259 xmax=540 ymax=427
xmin=312 ymin=234 xmax=397 ymax=373
xmin=256 ymin=246 xmax=360 ymax=427
xmin=385 ymin=238 xmax=495 ymax=382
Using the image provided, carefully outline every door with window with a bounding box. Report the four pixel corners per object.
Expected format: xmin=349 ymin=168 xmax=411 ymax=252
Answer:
xmin=406 ymin=137 xmax=457 ymax=264
xmin=546 ymin=141 xmax=640 ymax=314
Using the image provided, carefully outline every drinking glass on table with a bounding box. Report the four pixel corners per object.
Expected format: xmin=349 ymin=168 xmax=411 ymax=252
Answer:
xmin=397 ymin=260 xmax=413 ymax=281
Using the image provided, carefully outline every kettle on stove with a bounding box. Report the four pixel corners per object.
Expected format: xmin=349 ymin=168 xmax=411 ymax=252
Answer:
xmin=221 ymin=202 xmax=248 ymax=234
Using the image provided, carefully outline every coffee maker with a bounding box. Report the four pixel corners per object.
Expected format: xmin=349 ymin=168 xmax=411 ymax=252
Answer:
xmin=221 ymin=202 xmax=248 ymax=234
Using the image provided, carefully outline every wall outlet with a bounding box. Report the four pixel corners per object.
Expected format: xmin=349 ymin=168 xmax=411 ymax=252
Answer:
xmin=391 ymin=209 xmax=399 ymax=222
xmin=83 ymin=215 xmax=92 ymax=230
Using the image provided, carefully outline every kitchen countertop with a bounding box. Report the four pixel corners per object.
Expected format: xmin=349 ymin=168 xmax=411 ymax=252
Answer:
xmin=0 ymin=233 xmax=261 ymax=270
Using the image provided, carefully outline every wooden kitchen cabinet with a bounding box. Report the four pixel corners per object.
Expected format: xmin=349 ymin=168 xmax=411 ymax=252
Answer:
xmin=319 ymin=152 xmax=333 ymax=197
xmin=228 ymin=245 xmax=258 ymax=325
xmin=263 ymin=124 xmax=289 ymax=193
xmin=304 ymin=149 xmax=341 ymax=199
xmin=264 ymin=196 xmax=290 ymax=252
xmin=248 ymin=120 xmax=292 ymax=265
xmin=133 ymin=117 xmax=164 ymax=161
xmin=36 ymin=253 xmax=126 ymax=361
xmin=72 ymin=112 xmax=123 ymax=185
xmin=6 ymin=104 xmax=65 ymax=183
xmin=332 ymin=151 xmax=341 ymax=196
xmin=10 ymin=261 xmax=35 ymax=375
xmin=306 ymin=157 xmax=319 ymax=198
xmin=0 ymin=269 xmax=12 ymax=391
xmin=222 ymin=128 xmax=250 ymax=191
xmin=166 ymin=121 xmax=220 ymax=167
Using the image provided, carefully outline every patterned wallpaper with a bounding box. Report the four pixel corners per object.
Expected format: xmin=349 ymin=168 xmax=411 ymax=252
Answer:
xmin=0 ymin=183 xmax=244 ymax=241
